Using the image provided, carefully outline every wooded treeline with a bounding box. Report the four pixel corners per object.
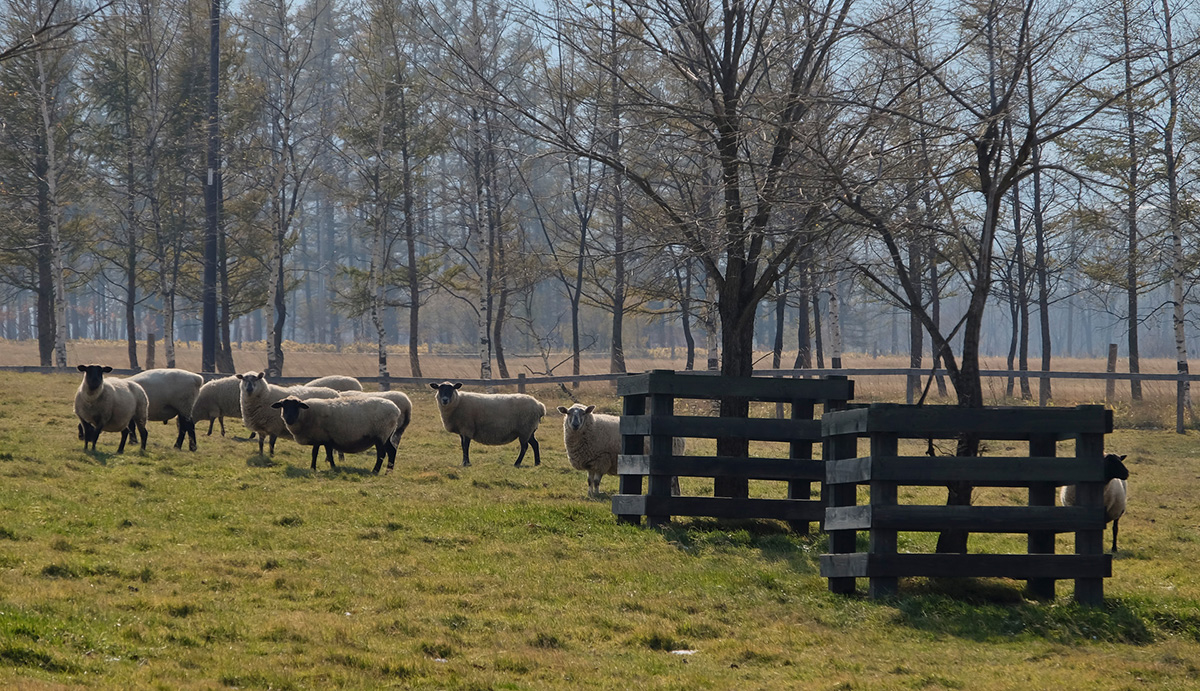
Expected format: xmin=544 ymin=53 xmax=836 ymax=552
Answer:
xmin=3 ymin=0 xmax=1200 ymax=410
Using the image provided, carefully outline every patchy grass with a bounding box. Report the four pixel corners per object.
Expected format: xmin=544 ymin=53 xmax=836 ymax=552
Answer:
xmin=1 ymin=371 xmax=1199 ymax=688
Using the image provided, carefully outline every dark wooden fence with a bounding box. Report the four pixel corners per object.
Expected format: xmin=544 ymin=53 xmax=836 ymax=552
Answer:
xmin=611 ymin=370 xmax=854 ymax=529
xmin=819 ymin=403 xmax=1114 ymax=604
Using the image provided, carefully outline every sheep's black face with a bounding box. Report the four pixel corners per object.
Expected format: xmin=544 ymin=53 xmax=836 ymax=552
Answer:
xmin=1104 ymin=453 xmax=1130 ymax=481
xmin=78 ymin=364 xmax=112 ymax=391
xmin=431 ymin=381 xmax=461 ymax=407
xmin=270 ymin=397 xmax=308 ymax=425
xmin=238 ymin=372 xmax=266 ymax=396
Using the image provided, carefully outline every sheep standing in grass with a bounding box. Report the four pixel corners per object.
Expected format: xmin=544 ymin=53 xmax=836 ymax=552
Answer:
xmin=1060 ymin=453 xmax=1130 ymax=552
xmin=237 ymin=371 xmax=339 ymax=455
xmin=272 ymin=395 xmax=402 ymax=472
xmin=430 ymin=381 xmax=544 ymax=467
xmin=305 ymin=375 xmax=363 ymax=392
xmin=128 ymin=368 xmax=204 ymax=451
xmin=340 ymin=390 xmax=412 ymax=448
xmin=74 ymin=364 xmax=148 ymax=453
xmin=558 ymin=403 xmax=684 ymax=497
xmin=192 ymin=375 xmax=246 ymax=437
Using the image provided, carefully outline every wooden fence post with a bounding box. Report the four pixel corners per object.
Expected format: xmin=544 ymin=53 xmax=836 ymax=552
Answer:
xmin=1105 ymin=344 xmax=1117 ymax=404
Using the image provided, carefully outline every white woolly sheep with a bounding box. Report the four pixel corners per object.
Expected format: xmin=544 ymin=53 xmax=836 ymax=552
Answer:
xmin=1060 ymin=453 xmax=1130 ymax=552
xmin=558 ymin=403 xmax=684 ymax=497
xmin=128 ymin=368 xmax=204 ymax=451
xmin=340 ymin=390 xmax=413 ymax=447
xmin=236 ymin=371 xmax=340 ymax=456
xmin=271 ymin=395 xmax=402 ymax=473
xmin=305 ymin=375 xmax=363 ymax=392
xmin=191 ymin=375 xmax=245 ymax=437
xmin=429 ymin=381 xmax=545 ymax=467
xmin=74 ymin=364 xmax=148 ymax=453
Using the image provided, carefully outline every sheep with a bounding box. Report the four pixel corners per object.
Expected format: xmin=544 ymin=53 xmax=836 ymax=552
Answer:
xmin=1060 ymin=453 xmax=1130 ymax=552
xmin=127 ymin=368 xmax=204 ymax=451
xmin=236 ymin=371 xmax=340 ymax=456
xmin=191 ymin=375 xmax=245 ymax=437
xmin=558 ymin=403 xmax=683 ymax=497
xmin=271 ymin=395 xmax=402 ymax=473
xmin=305 ymin=375 xmax=363 ymax=392
xmin=73 ymin=364 xmax=148 ymax=453
xmin=429 ymin=381 xmax=545 ymax=467
xmin=339 ymin=389 xmax=413 ymax=449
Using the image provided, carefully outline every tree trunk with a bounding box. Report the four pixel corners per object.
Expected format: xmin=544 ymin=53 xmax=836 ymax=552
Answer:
xmin=1122 ymin=7 xmax=1143 ymax=402
xmin=794 ymin=261 xmax=811 ymax=369
xmin=1161 ymin=0 xmax=1190 ymax=431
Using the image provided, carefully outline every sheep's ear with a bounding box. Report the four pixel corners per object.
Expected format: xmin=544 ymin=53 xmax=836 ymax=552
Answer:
xmin=584 ymin=405 xmax=595 ymax=414
xmin=102 ymin=366 xmax=113 ymax=373
xmin=258 ymin=371 xmax=266 ymax=378
xmin=1119 ymin=454 xmax=1127 ymax=461
xmin=298 ymin=401 xmax=309 ymax=409
xmin=557 ymin=406 xmax=569 ymax=414
xmin=77 ymin=365 xmax=87 ymax=372
xmin=453 ymin=382 xmax=462 ymax=389
xmin=429 ymin=382 xmax=439 ymax=390
xmin=271 ymin=401 xmax=284 ymax=409
xmin=236 ymin=374 xmax=244 ymax=380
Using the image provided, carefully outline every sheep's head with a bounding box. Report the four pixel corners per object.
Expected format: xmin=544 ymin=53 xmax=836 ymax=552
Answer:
xmin=270 ymin=396 xmax=309 ymax=425
xmin=237 ymin=371 xmax=268 ymax=396
xmin=77 ymin=364 xmax=113 ymax=391
xmin=558 ymin=404 xmax=596 ymax=431
xmin=430 ymin=381 xmax=462 ymax=408
xmin=1104 ymin=453 xmax=1129 ymax=481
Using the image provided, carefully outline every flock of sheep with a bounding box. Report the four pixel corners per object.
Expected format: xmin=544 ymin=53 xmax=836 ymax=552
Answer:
xmin=70 ymin=365 xmax=638 ymax=496
xmin=70 ymin=364 xmax=1131 ymax=548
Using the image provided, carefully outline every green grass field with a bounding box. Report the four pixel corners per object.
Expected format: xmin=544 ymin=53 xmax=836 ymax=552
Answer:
xmin=3 ymin=371 xmax=1200 ymax=689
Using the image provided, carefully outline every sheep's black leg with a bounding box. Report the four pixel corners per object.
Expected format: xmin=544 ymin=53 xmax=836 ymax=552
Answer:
xmin=311 ymin=445 xmax=320 ymax=470
xmin=184 ymin=417 xmax=197 ymax=451
xmin=206 ymin=418 xmax=216 ymax=436
xmin=461 ymin=436 xmax=471 ymax=466
xmin=373 ymin=442 xmax=385 ymax=474
xmin=530 ymin=435 xmax=540 ymax=466
xmin=1112 ymin=519 xmax=1119 ymax=552
xmin=386 ymin=441 xmax=397 ymax=472
xmin=268 ymin=435 xmax=277 ymax=456
xmin=514 ymin=437 xmax=528 ymax=467
xmin=326 ymin=445 xmax=337 ymax=470
xmin=257 ymin=435 xmax=266 ymax=456
xmin=218 ymin=417 xmax=226 ymax=436
xmin=117 ymin=429 xmax=129 ymax=454
xmin=173 ymin=418 xmax=186 ymax=450
xmin=136 ymin=421 xmax=148 ymax=450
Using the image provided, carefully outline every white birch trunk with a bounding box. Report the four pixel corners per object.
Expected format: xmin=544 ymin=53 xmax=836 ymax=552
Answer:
xmin=828 ymin=278 xmax=843 ymax=369
xmin=705 ymin=273 xmax=719 ymax=371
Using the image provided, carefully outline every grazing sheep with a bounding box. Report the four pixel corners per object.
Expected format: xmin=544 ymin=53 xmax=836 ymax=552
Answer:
xmin=558 ymin=403 xmax=684 ymax=497
xmin=271 ymin=395 xmax=401 ymax=473
xmin=429 ymin=381 xmax=545 ymax=467
xmin=191 ymin=375 xmax=245 ymax=437
xmin=340 ymin=390 xmax=413 ymax=448
xmin=127 ymin=368 xmax=204 ymax=451
xmin=74 ymin=364 xmax=148 ymax=453
xmin=236 ymin=371 xmax=340 ymax=455
xmin=305 ymin=375 xmax=363 ymax=392
xmin=1060 ymin=453 xmax=1130 ymax=552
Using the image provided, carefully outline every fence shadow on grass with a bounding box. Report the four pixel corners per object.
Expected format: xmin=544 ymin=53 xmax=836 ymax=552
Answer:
xmin=659 ymin=518 xmax=823 ymax=576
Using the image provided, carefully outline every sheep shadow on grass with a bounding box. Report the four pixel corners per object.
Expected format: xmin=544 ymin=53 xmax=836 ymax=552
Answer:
xmin=282 ymin=463 xmax=376 ymax=479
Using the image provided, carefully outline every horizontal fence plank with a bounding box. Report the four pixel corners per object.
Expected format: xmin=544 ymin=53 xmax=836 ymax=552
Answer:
xmin=819 ymin=553 xmax=1113 ymax=580
xmin=825 ymin=456 xmax=1106 ymax=486
xmin=823 ymin=505 xmax=1106 ymax=533
xmin=617 ymin=370 xmax=854 ymax=401
xmin=822 ymin=404 xmax=1112 ymax=440
xmin=612 ymin=494 xmax=825 ymax=522
xmin=618 ymin=454 xmax=825 ymax=480
xmin=621 ymin=415 xmax=823 ymax=442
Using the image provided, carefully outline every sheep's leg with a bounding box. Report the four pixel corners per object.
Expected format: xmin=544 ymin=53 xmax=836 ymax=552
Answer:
xmin=530 ymin=435 xmax=540 ymax=466
xmin=514 ymin=437 xmax=529 ymax=467
xmin=257 ymin=435 xmax=266 ymax=456
xmin=136 ymin=421 xmax=148 ymax=450
xmin=1112 ymin=519 xmax=1119 ymax=552
xmin=385 ymin=441 xmax=397 ymax=473
xmin=206 ymin=418 xmax=216 ymax=436
xmin=461 ymin=436 xmax=471 ymax=466
xmin=310 ymin=445 xmax=320 ymax=470
xmin=372 ymin=442 xmax=386 ymax=474
xmin=173 ymin=418 xmax=186 ymax=450
xmin=326 ymin=445 xmax=337 ymax=470
xmin=268 ymin=435 xmax=277 ymax=456
xmin=117 ymin=428 xmax=129 ymax=454
xmin=184 ymin=417 xmax=197 ymax=451
xmin=218 ymin=416 xmax=226 ymax=436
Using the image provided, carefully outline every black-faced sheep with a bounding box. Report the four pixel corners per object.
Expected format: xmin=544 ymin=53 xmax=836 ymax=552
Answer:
xmin=1060 ymin=453 xmax=1129 ymax=552
xmin=74 ymin=364 xmax=148 ymax=453
xmin=429 ymin=381 xmax=545 ymax=467
xmin=305 ymin=375 xmax=363 ymax=392
xmin=236 ymin=371 xmax=340 ymax=455
xmin=127 ymin=368 xmax=204 ymax=451
xmin=191 ymin=375 xmax=244 ymax=437
xmin=271 ymin=395 xmax=401 ymax=473
xmin=558 ymin=403 xmax=683 ymax=497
